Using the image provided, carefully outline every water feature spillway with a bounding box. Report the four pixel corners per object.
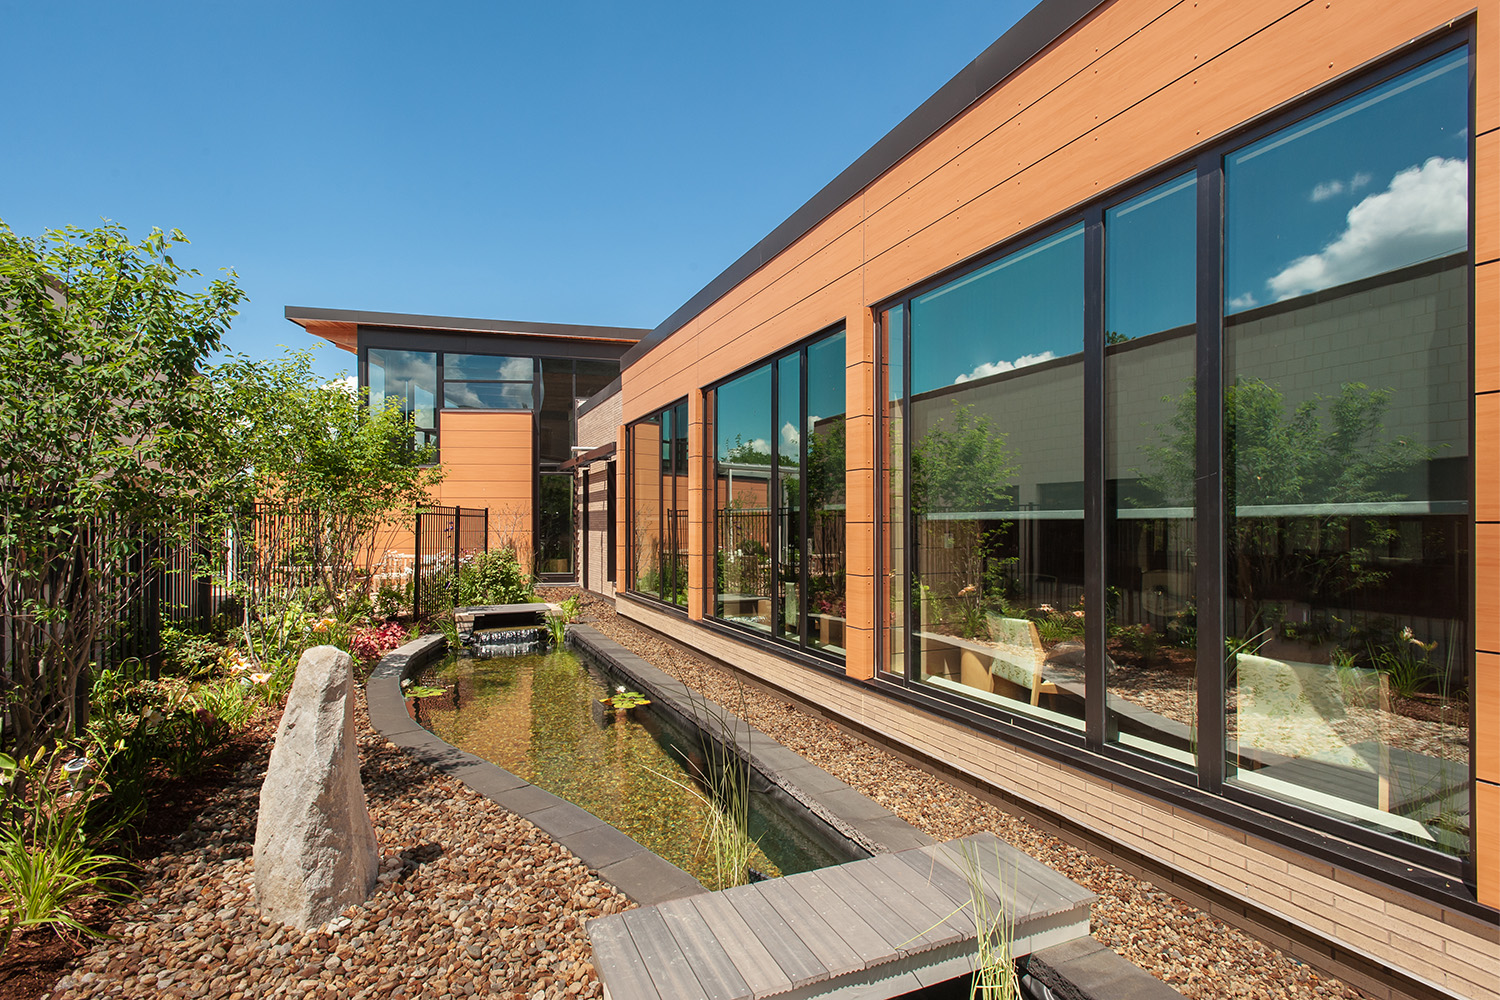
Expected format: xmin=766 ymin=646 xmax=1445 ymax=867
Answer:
xmin=466 ymin=626 xmax=549 ymax=657
xmin=407 ymin=638 xmax=864 ymax=886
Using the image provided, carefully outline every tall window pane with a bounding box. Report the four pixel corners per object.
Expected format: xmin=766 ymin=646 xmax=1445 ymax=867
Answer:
xmin=368 ymin=348 xmax=437 ymax=449
xmin=1105 ymin=174 xmax=1198 ymax=767
xmin=776 ymin=354 xmax=802 ymax=642
xmin=882 ymin=305 xmax=907 ymax=677
xmin=908 ymin=224 xmax=1086 ymax=730
xmin=631 ymin=417 xmax=662 ymax=598
xmin=806 ymin=333 xmax=846 ymax=654
xmin=669 ymin=401 xmax=690 ymax=608
xmin=1223 ymin=50 xmax=1470 ymax=854
xmin=715 ymin=365 xmax=773 ymax=630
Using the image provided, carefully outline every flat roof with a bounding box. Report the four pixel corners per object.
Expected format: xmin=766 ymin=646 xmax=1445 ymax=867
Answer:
xmin=620 ymin=0 xmax=1103 ymax=370
xmin=285 ymin=305 xmax=651 ymax=351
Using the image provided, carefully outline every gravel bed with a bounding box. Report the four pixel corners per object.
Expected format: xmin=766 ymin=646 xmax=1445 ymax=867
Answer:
xmin=48 ymin=700 xmax=632 ymax=1000
xmin=564 ymin=589 xmax=1365 ymax=1000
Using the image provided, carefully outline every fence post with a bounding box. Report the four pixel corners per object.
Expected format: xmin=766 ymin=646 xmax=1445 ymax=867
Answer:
xmin=452 ymin=509 xmax=461 ymax=605
xmin=483 ymin=507 xmax=489 ymax=554
xmin=413 ymin=507 xmax=422 ymax=620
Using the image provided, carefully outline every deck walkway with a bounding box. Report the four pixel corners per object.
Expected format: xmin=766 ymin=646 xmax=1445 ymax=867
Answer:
xmin=586 ymin=832 xmax=1096 ymax=1000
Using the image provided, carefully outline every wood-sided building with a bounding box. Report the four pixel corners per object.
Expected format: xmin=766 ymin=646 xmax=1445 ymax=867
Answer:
xmin=285 ymin=306 xmax=646 ymax=578
xmin=592 ymin=2 xmax=1499 ymax=998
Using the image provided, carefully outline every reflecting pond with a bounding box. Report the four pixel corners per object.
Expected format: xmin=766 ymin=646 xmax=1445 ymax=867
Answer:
xmin=410 ymin=642 xmax=857 ymax=886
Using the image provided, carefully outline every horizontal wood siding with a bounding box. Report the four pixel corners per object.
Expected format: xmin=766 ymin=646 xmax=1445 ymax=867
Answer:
xmin=613 ymin=0 xmax=1497 ymax=981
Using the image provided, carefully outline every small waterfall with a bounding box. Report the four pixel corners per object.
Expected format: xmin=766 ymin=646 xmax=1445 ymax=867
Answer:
xmin=467 ymin=626 xmax=550 ymax=657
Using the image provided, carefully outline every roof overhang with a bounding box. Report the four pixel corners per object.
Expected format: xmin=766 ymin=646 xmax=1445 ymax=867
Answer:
xmin=285 ymin=305 xmax=650 ymax=354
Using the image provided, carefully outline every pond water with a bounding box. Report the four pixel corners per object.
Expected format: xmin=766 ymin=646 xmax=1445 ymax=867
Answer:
xmin=410 ymin=638 xmax=858 ymax=887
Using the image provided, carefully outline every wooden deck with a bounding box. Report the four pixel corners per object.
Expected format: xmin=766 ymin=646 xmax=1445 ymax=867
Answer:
xmin=586 ymin=833 xmax=1095 ymax=1000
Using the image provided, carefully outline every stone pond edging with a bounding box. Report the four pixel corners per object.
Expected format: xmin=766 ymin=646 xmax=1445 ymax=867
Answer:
xmin=568 ymin=625 xmax=932 ymax=858
xmin=365 ymin=620 xmax=930 ymax=907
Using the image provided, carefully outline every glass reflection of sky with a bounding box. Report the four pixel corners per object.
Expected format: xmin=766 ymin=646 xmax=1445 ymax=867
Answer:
xmin=910 ymin=225 xmax=1084 ymax=395
xmin=443 ymin=381 xmax=534 ymax=409
xmin=445 ymin=354 xmax=532 ymax=381
xmin=1226 ymin=48 xmax=1468 ymax=313
xmin=368 ymin=348 xmax=436 ymax=428
xmin=716 ymin=365 xmax=772 ymax=463
xmin=1106 ymin=174 xmax=1196 ymax=340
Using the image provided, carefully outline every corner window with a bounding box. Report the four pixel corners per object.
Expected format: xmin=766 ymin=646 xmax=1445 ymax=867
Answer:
xmin=710 ymin=327 xmax=846 ymax=659
xmin=368 ymin=348 xmax=437 ymax=449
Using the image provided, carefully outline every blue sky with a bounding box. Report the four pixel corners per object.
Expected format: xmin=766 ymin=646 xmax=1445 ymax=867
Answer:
xmin=1 ymin=0 xmax=1035 ymax=381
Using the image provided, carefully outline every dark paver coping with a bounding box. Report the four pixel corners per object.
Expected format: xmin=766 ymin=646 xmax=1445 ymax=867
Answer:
xmin=1026 ymin=936 xmax=1190 ymax=1000
xmin=570 ymin=625 xmax=932 ymax=857
xmin=366 ymin=632 xmax=704 ymax=906
xmin=586 ymin=831 xmax=1098 ymax=1000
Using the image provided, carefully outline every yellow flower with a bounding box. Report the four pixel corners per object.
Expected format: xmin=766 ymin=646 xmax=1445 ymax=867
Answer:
xmin=250 ymin=672 xmax=272 ymax=685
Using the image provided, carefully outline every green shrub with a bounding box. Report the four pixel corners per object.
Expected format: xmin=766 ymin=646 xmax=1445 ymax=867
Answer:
xmin=0 ymin=748 xmax=130 ymax=950
xmin=373 ymin=582 xmax=409 ymax=621
xmin=455 ymin=548 xmax=535 ymax=606
xmin=159 ymin=625 xmax=226 ymax=677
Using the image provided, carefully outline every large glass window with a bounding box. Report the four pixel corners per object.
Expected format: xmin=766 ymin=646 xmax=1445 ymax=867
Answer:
xmin=629 ymin=401 xmax=688 ymax=606
xmin=1222 ymin=49 xmax=1470 ymax=853
xmin=443 ymin=353 xmax=534 ymax=410
xmin=1105 ymin=174 xmax=1198 ymax=767
xmin=368 ymin=348 xmax=438 ymax=449
xmin=877 ymin=43 xmax=1473 ymax=861
xmin=713 ymin=365 xmax=773 ymax=631
xmin=904 ymin=225 xmax=1086 ymax=728
xmin=712 ymin=328 xmax=846 ymax=658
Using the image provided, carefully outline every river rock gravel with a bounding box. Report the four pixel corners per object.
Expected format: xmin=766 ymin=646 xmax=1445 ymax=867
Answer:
xmin=560 ymin=588 xmax=1366 ymax=1000
xmin=47 ymin=701 xmax=632 ymax=1000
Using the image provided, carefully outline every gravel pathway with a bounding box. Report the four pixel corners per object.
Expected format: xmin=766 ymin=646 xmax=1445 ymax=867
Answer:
xmin=49 ymin=702 xmax=632 ymax=1000
xmin=562 ymin=589 xmax=1365 ymax=1000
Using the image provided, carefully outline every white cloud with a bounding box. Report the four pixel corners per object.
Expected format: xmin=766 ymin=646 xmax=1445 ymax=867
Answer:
xmin=1269 ymin=156 xmax=1467 ymax=301
xmin=1310 ymin=180 xmax=1344 ymax=202
xmin=953 ymin=351 xmax=1056 ymax=384
xmin=327 ymin=374 xmax=358 ymax=396
xmin=1228 ymin=292 xmax=1259 ymax=310
xmin=1311 ymin=171 xmax=1373 ymax=203
xmin=781 ymin=421 xmax=799 ymax=448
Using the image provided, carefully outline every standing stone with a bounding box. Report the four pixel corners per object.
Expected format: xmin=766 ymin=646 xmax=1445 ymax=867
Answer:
xmin=254 ymin=645 xmax=378 ymax=930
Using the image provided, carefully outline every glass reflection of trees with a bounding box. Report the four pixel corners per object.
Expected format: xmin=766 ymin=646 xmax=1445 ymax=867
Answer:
xmin=905 ymin=224 xmax=1085 ymax=729
xmin=712 ymin=329 xmax=846 ymax=657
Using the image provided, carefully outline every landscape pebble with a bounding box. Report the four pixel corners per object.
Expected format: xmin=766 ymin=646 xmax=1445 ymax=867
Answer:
xmin=47 ymin=593 xmax=1368 ymax=999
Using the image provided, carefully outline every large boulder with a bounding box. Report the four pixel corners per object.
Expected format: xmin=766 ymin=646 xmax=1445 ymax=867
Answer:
xmin=254 ymin=645 xmax=379 ymax=930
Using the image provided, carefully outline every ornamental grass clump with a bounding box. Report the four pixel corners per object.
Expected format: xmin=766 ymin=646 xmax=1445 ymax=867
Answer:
xmin=0 ymin=747 xmax=131 ymax=951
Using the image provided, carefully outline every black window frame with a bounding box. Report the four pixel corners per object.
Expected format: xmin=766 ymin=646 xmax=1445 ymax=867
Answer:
xmin=625 ymin=397 xmax=690 ymax=612
xmin=872 ymin=27 xmax=1478 ymax=884
xmin=705 ymin=323 xmax=848 ymax=664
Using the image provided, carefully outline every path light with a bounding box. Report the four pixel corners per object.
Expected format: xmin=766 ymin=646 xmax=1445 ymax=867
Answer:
xmin=63 ymin=756 xmax=94 ymax=790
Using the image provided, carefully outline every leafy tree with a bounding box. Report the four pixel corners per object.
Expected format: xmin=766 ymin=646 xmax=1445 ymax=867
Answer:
xmin=910 ymin=403 xmax=1018 ymax=619
xmin=207 ymin=350 xmax=443 ymax=623
xmin=0 ymin=221 xmax=245 ymax=757
xmin=1139 ymin=377 xmax=1426 ymax=634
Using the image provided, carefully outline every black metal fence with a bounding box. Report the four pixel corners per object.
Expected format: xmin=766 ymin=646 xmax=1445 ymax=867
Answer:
xmin=414 ymin=505 xmax=489 ymax=619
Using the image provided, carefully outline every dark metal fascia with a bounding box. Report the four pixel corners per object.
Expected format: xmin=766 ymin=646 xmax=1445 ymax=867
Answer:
xmin=576 ymin=377 xmax=622 ymax=420
xmin=619 ymin=0 xmax=1106 ymax=371
xmin=286 ymin=304 xmax=649 ymax=342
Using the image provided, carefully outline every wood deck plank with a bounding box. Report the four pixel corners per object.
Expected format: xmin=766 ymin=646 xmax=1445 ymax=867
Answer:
xmin=756 ymin=878 xmax=866 ymax=978
xmin=621 ymin=907 xmax=709 ymax=1000
xmin=866 ymin=855 xmax=975 ymax=941
xmin=654 ymin=898 xmax=754 ymax=1000
xmin=893 ymin=844 xmax=992 ymax=917
xmin=872 ymin=852 xmax=981 ymax=936
xmin=720 ymin=882 xmax=829 ymax=990
xmin=815 ymin=861 xmax=958 ymax=953
xmin=686 ymin=892 xmax=795 ymax=999
xmin=587 ymin=920 xmax=663 ymax=1000
xmin=783 ymin=870 xmax=898 ymax=968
